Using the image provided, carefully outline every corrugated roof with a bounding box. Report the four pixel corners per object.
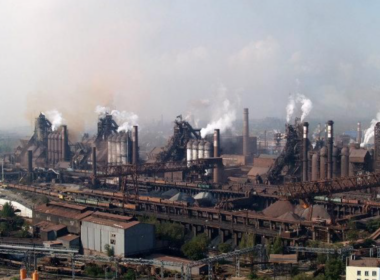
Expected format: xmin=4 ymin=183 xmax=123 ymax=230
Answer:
xmin=35 ymin=203 xmax=93 ymax=220
xmin=91 ymin=211 xmax=133 ymax=222
xmin=348 ymin=258 xmax=380 ymax=268
xmin=82 ymin=216 xmax=140 ymax=230
xmin=57 ymin=234 xmax=79 ymax=242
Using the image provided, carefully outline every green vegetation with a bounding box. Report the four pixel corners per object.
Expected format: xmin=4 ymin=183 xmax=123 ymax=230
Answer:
xmin=181 ymin=233 xmax=210 ymax=260
xmin=124 ymin=269 xmax=136 ymax=280
xmin=239 ymin=233 xmax=256 ymax=249
xmin=85 ymin=264 xmax=104 ymax=277
xmin=324 ymin=257 xmax=344 ymax=280
xmin=0 ymin=202 xmax=26 ymax=237
xmin=218 ymin=242 xmax=232 ymax=253
xmin=104 ymin=244 xmax=115 ymax=257
xmin=366 ymin=218 xmax=380 ymax=233
xmin=138 ymin=216 xmax=185 ymax=246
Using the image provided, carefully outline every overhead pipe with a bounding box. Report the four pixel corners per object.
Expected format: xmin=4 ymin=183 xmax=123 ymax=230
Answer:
xmin=327 ymin=120 xmax=334 ymax=179
xmin=302 ymin=122 xmax=309 ymax=182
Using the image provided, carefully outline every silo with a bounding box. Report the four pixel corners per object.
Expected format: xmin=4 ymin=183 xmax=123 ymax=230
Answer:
xmin=121 ymin=133 xmax=128 ymax=165
xmin=320 ymin=146 xmax=327 ymax=180
xmin=192 ymin=140 xmax=199 ymax=161
xmin=187 ymin=140 xmax=193 ymax=166
xmin=333 ymin=147 xmax=339 ymax=178
xmin=312 ymin=152 xmax=319 ymax=181
xmin=204 ymin=141 xmax=213 ymax=176
xmin=111 ymin=134 xmax=117 ymax=164
xmin=198 ymin=140 xmax=205 ymax=159
xmin=47 ymin=133 xmax=53 ymax=164
xmin=116 ymin=133 xmax=122 ymax=165
xmin=107 ymin=135 xmax=112 ymax=164
xmin=341 ymin=147 xmax=349 ymax=177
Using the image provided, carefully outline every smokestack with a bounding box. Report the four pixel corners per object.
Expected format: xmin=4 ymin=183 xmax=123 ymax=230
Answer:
xmin=375 ymin=122 xmax=380 ymax=173
xmin=132 ymin=126 xmax=139 ymax=165
xmin=92 ymin=147 xmax=97 ymax=177
xmin=302 ymin=122 xmax=309 ymax=182
xmin=327 ymin=120 xmax=334 ymax=179
xmin=243 ymin=108 xmax=249 ymax=162
xmin=341 ymin=147 xmax=349 ymax=177
xmin=213 ymin=129 xmax=220 ymax=184
xmin=357 ymin=122 xmax=362 ymax=144
xmin=61 ymin=125 xmax=68 ymax=161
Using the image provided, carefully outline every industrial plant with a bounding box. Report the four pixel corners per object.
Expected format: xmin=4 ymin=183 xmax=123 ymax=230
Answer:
xmin=1 ymin=105 xmax=380 ymax=280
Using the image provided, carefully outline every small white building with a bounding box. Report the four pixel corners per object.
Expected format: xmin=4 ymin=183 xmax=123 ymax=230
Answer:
xmin=81 ymin=212 xmax=155 ymax=257
xmin=346 ymin=256 xmax=380 ymax=280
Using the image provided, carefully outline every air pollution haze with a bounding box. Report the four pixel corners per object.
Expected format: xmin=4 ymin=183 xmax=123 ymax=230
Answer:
xmin=1 ymin=1 xmax=380 ymax=132
xmin=95 ymin=106 xmax=139 ymax=132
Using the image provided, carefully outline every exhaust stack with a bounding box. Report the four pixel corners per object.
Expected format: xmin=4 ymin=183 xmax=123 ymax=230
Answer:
xmin=302 ymin=122 xmax=309 ymax=182
xmin=132 ymin=126 xmax=139 ymax=165
xmin=213 ymin=129 xmax=220 ymax=184
xmin=357 ymin=122 xmax=362 ymax=144
xmin=243 ymin=108 xmax=249 ymax=163
xmin=327 ymin=120 xmax=334 ymax=179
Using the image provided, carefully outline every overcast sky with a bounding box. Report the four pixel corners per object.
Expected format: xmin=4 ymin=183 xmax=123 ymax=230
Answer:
xmin=1 ymin=0 xmax=380 ymax=131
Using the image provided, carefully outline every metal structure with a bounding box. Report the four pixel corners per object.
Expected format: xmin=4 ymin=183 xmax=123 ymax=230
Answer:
xmin=279 ymin=172 xmax=380 ymax=200
xmin=156 ymin=116 xmax=201 ymax=162
xmin=96 ymin=114 xmax=118 ymax=142
xmin=267 ymin=119 xmax=303 ymax=184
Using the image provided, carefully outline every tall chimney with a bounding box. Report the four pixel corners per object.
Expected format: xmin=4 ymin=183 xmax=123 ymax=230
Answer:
xmin=61 ymin=125 xmax=68 ymax=161
xmin=243 ymin=108 xmax=249 ymax=161
xmin=213 ymin=129 xmax=220 ymax=184
xmin=327 ymin=120 xmax=334 ymax=179
xmin=374 ymin=122 xmax=380 ymax=173
xmin=92 ymin=147 xmax=97 ymax=177
xmin=357 ymin=122 xmax=362 ymax=144
xmin=132 ymin=126 xmax=139 ymax=165
xmin=302 ymin=122 xmax=309 ymax=182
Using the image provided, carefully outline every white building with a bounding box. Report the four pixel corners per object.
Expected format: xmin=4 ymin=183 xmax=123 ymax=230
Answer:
xmin=346 ymin=256 xmax=380 ymax=280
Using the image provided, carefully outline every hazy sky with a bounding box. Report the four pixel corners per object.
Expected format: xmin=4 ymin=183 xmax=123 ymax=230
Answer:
xmin=1 ymin=0 xmax=380 ymax=130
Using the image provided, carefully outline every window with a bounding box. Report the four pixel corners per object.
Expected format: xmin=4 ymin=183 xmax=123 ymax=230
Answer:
xmin=110 ymin=233 xmax=116 ymax=245
xmin=358 ymin=271 xmax=361 ymax=276
xmin=373 ymin=271 xmax=377 ymax=276
xmin=365 ymin=271 xmax=369 ymax=276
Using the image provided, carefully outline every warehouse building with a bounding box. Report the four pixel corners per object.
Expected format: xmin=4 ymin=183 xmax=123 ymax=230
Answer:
xmin=81 ymin=212 xmax=155 ymax=257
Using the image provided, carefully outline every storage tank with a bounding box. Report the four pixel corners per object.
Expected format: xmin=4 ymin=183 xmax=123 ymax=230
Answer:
xmin=204 ymin=141 xmax=212 ymax=158
xmin=107 ymin=135 xmax=112 ymax=164
xmin=341 ymin=147 xmax=349 ymax=177
xmin=333 ymin=147 xmax=339 ymax=178
xmin=320 ymin=147 xmax=327 ymax=180
xmin=192 ymin=140 xmax=199 ymax=161
xmin=116 ymin=133 xmax=122 ymax=165
xmin=312 ymin=152 xmax=319 ymax=180
xmin=121 ymin=132 xmax=128 ymax=165
xmin=198 ymin=140 xmax=205 ymax=159
xmin=187 ymin=140 xmax=193 ymax=165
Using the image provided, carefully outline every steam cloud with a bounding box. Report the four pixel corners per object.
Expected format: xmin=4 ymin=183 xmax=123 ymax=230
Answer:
xmin=201 ymin=86 xmax=238 ymax=138
xmin=361 ymin=112 xmax=380 ymax=147
xmin=44 ymin=110 xmax=64 ymax=131
xmin=286 ymin=93 xmax=313 ymax=123
xmin=95 ymin=106 xmax=139 ymax=132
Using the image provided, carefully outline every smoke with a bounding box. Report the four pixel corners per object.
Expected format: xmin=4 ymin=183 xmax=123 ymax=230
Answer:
xmin=95 ymin=106 xmax=139 ymax=132
xmin=361 ymin=112 xmax=380 ymax=147
xmin=44 ymin=110 xmax=64 ymax=131
xmin=200 ymin=86 xmax=238 ymax=138
xmin=286 ymin=93 xmax=313 ymax=123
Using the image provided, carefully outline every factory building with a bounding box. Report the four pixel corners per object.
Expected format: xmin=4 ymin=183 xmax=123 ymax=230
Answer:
xmin=81 ymin=212 xmax=155 ymax=257
xmin=346 ymin=256 xmax=380 ymax=280
xmin=33 ymin=202 xmax=93 ymax=234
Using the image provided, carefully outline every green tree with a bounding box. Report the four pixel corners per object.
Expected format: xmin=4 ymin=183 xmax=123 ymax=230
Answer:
xmin=239 ymin=233 xmax=256 ymax=249
xmin=124 ymin=269 xmax=136 ymax=280
xmin=1 ymin=202 xmax=15 ymax=218
xmin=324 ymin=257 xmax=344 ymax=280
xmin=85 ymin=264 xmax=103 ymax=277
xmin=181 ymin=233 xmax=210 ymax=260
xmin=271 ymin=237 xmax=283 ymax=254
xmin=218 ymin=243 xmax=231 ymax=253
xmin=104 ymin=244 xmax=115 ymax=257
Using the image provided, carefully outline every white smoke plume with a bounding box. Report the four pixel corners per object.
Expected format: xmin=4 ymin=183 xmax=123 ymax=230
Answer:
xmin=95 ymin=106 xmax=139 ymax=132
xmin=44 ymin=110 xmax=64 ymax=131
xmin=286 ymin=93 xmax=313 ymax=123
xmin=361 ymin=112 xmax=380 ymax=147
xmin=200 ymin=98 xmax=237 ymax=138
